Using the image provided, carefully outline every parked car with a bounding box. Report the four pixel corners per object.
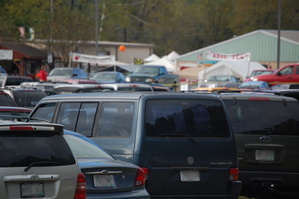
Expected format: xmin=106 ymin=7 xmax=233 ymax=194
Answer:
xmin=220 ymin=93 xmax=299 ymax=198
xmin=47 ymin=67 xmax=88 ymax=82
xmin=29 ymin=92 xmax=242 ymax=199
xmin=64 ymin=130 xmax=150 ymax=199
xmin=238 ymin=81 xmax=270 ymax=90
xmin=91 ymin=71 xmax=126 ymax=83
xmin=0 ymin=121 xmax=86 ymax=199
xmin=1 ymin=87 xmax=48 ymax=108
xmin=270 ymin=83 xmax=299 ymax=90
xmin=249 ymin=63 xmax=299 ymax=86
xmin=245 ymin=69 xmax=275 ymax=81
xmin=200 ymin=75 xmax=242 ymax=88
xmin=0 ymin=106 xmax=31 ymax=120
xmin=261 ymin=89 xmax=299 ymax=101
xmin=0 ymin=91 xmax=18 ymax=106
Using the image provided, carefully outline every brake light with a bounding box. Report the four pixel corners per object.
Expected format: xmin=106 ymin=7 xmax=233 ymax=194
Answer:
xmin=74 ymin=173 xmax=86 ymax=199
xmin=229 ymin=168 xmax=239 ymax=181
xmin=249 ymin=97 xmax=270 ymax=101
xmin=10 ymin=126 xmax=34 ymax=131
xmin=135 ymin=168 xmax=146 ymax=186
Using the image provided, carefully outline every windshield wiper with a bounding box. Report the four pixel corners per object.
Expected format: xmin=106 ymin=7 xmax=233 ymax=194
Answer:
xmin=25 ymin=161 xmax=60 ymax=172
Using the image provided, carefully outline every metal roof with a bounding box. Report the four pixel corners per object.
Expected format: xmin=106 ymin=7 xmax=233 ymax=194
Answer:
xmin=0 ymin=42 xmax=47 ymax=59
xmin=177 ymin=29 xmax=299 ymax=63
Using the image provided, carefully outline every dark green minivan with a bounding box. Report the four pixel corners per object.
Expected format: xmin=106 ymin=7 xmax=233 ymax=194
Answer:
xmin=30 ymin=92 xmax=242 ymax=198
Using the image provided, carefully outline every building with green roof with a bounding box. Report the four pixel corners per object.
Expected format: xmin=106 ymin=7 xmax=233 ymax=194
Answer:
xmin=176 ymin=30 xmax=299 ymax=70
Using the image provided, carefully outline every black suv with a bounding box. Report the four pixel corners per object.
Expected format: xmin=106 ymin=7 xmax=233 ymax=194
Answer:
xmin=221 ymin=93 xmax=299 ymax=198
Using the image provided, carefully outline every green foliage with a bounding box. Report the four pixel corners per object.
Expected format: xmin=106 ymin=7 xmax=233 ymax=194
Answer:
xmin=0 ymin=0 xmax=298 ymax=57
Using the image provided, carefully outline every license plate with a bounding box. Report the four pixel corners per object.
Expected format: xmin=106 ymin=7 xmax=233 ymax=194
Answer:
xmin=21 ymin=183 xmax=45 ymax=198
xmin=255 ymin=149 xmax=275 ymax=161
xmin=93 ymin=175 xmax=115 ymax=188
xmin=180 ymin=170 xmax=200 ymax=182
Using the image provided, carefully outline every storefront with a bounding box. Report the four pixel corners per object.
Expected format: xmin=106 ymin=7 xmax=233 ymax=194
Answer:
xmin=0 ymin=42 xmax=51 ymax=80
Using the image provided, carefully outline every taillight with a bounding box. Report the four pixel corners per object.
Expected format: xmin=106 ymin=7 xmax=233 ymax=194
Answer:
xmin=74 ymin=173 xmax=86 ymax=199
xmin=229 ymin=168 xmax=239 ymax=181
xmin=135 ymin=168 xmax=146 ymax=186
xmin=10 ymin=126 xmax=34 ymax=131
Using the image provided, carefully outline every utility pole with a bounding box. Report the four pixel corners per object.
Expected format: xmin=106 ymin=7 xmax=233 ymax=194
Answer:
xmin=95 ymin=0 xmax=99 ymax=55
xmin=277 ymin=0 xmax=281 ymax=69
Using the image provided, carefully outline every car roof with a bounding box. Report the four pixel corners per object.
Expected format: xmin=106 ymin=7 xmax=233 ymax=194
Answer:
xmin=38 ymin=91 xmax=223 ymax=101
xmin=220 ymin=93 xmax=298 ymax=101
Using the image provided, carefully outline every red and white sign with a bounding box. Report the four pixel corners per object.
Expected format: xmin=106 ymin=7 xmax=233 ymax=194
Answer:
xmin=206 ymin=51 xmax=250 ymax=61
xmin=71 ymin=52 xmax=115 ymax=65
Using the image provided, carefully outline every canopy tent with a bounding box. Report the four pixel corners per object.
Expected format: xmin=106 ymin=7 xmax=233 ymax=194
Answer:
xmin=144 ymin=56 xmax=177 ymax=72
xmin=198 ymin=61 xmax=266 ymax=83
xmin=144 ymin=54 xmax=160 ymax=62
xmin=174 ymin=64 xmax=206 ymax=80
xmin=166 ymin=51 xmax=180 ymax=62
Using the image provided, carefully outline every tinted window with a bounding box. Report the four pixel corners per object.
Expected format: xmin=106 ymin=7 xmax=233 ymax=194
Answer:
xmin=145 ymin=99 xmax=230 ymax=138
xmin=0 ymin=131 xmax=76 ymax=167
xmin=95 ymin=102 xmax=134 ymax=137
xmin=31 ymin=103 xmax=56 ymax=121
xmin=0 ymin=93 xmax=17 ymax=106
xmin=12 ymin=91 xmax=47 ymax=107
xmin=223 ymin=99 xmax=299 ymax=135
xmin=57 ymin=102 xmax=98 ymax=136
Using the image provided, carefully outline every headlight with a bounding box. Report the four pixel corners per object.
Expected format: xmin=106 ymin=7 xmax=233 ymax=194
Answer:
xmin=145 ymin=78 xmax=154 ymax=83
xmin=252 ymin=77 xmax=258 ymax=81
xmin=125 ymin=77 xmax=131 ymax=82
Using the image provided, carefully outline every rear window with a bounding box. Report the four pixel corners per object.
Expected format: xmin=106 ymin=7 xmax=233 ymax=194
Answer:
xmin=145 ymin=99 xmax=230 ymax=138
xmin=223 ymin=99 xmax=299 ymax=135
xmin=0 ymin=93 xmax=17 ymax=106
xmin=12 ymin=91 xmax=48 ymax=107
xmin=0 ymin=131 xmax=76 ymax=167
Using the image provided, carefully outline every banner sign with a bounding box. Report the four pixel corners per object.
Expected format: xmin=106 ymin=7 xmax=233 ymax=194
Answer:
xmin=0 ymin=50 xmax=13 ymax=60
xmin=206 ymin=51 xmax=250 ymax=61
xmin=71 ymin=52 xmax=115 ymax=65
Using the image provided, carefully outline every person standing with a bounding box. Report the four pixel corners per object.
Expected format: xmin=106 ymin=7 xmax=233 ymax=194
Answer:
xmin=36 ymin=65 xmax=47 ymax=82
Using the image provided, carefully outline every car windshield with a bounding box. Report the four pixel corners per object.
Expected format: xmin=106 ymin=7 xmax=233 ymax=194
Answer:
xmin=93 ymin=73 xmax=117 ymax=81
xmin=207 ymin=75 xmax=231 ymax=82
xmin=223 ymin=99 xmax=299 ymax=135
xmin=64 ymin=134 xmax=113 ymax=159
xmin=0 ymin=131 xmax=75 ymax=167
xmin=134 ymin=67 xmax=159 ymax=75
xmin=49 ymin=69 xmax=73 ymax=76
xmin=12 ymin=91 xmax=48 ymax=107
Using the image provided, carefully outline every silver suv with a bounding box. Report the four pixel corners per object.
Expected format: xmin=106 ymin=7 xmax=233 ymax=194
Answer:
xmin=0 ymin=121 xmax=86 ymax=199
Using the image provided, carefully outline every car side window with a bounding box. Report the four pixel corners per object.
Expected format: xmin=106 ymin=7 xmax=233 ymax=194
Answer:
xmin=31 ymin=103 xmax=56 ymax=122
xmin=296 ymin=66 xmax=299 ymax=74
xmin=280 ymin=66 xmax=294 ymax=75
xmin=56 ymin=102 xmax=98 ymax=136
xmin=95 ymin=102 xmax=134 ymax=137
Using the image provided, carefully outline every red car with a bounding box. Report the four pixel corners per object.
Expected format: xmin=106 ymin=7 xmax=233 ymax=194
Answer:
xmin=250 ymin=64 xmax=299 ymax=86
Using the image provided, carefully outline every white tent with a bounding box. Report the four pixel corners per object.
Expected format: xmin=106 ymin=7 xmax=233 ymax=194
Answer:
xmin=145 ymin=56 xmax=177 ymax=72
xmin=144 ymin=54 xmax=160 ymax=62
xmin=198 ymin=61 xmax=266 ymax=83
xmin=166 ymin=51 xmax=180 ymax=62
